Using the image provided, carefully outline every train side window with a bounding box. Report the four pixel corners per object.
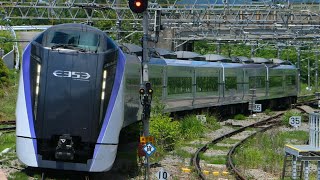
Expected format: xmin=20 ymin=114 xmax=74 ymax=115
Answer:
xmin=167 ymin=77 xmax=192 ymax=95
xmin=149 ymin=78 xmax=162 ymax=97
xmin=269 ymin=76 xmax=283 ymax=87
xmin=249 ymin=76 xmax=266 ymax=89
xmin=196 ymin=77 xmax=218 ymax=92
xmin=106 ymin=37 xmax=116 ymax=50
xmin=286 ymin=75 xmax=296 ymax=86
xmin=34 ymin=33 xmax=44 ymax=44
xmin=225 ymin=77 xmax=237 ymax=90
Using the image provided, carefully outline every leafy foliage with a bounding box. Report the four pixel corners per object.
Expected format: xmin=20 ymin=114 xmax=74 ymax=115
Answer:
xmin=0 ymin=70 xmax=18 ymax=120
xmin=264 ymin=109 xmax=275 ymax=116
xmin=150 ymin=98 xmax=220 ymax=155
xmin=180 ymin=115 xmax=205 ymax=139
xmin=0 ymin=31 xmax=14 ymax=53
xmin=204 ymin=114 xmax=221 ymax=130
xmin=150 ymin=114 xmax=181 ymax=151
xmin=0 ymin=58 xmax=10 ymax=88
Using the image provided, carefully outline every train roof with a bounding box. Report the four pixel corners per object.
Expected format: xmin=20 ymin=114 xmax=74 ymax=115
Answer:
xmin=121 ymin=43 xmax=295 ymax=68
xmin=204 ymin=54 xmax=232 ymax=63
xmin=232 ymin=56 xmax=255 ymax=63
xmin=153 ymin=48 xmax=177 ymax=59
xmin=121 ymin=43 xmax=142 ymax=56
xmin=175 ymin=51 xmax=205 ymax=61
xmin=270 ymin=58 xmax=293 ymax=65
xmin=149 ymin=57 xmax=296 ymax=69
xmin=251 ymin=57 xmax=272 ymax=64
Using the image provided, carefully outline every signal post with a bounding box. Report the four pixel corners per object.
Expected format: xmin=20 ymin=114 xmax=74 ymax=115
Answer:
xmin=128 ymin=0 xmax=152 ymax=179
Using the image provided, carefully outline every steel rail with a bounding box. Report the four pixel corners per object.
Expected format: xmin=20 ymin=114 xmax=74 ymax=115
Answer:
xmin=192 ymin=112 xmax=284 ymax=180
xmin=0 ymin=120 xmax=16 ymax=125
xmin=0 ymin=126 xmax=15 ymax=132
xmin=0 ymin=120 xmax=16 ymax=132
xmin=227 ymin=121 xmax=280 ymax=180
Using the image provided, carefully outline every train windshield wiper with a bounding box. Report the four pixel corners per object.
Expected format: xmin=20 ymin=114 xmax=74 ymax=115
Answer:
xmin=51 ymin=44 xmax=87 ymax=52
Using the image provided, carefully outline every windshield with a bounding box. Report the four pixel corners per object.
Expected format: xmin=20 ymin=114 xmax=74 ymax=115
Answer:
xmin=46 ymin=30 xmax=100 ymax=52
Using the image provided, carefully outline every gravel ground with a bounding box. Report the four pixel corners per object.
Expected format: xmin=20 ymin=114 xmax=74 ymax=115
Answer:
xmin=245 ymin=169 xmax=278 ymax=180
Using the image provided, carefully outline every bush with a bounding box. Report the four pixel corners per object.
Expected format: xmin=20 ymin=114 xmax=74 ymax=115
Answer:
xmin=203 ymin=114 xmax=221 ymax=130
xmin=150 ymin=114 xmax=181 ymax=151
xmin=0 ymin=58 xmax=10 ymax=87
xmin=0 ymin=31 xmax=14 ymax=54
xmin=234 ymin=114 xmax=246 ymax=120
xmin=151 ymin=96 xmax=167 ymax=116
xmin=180 ymin=115 xmax=205 ymax=139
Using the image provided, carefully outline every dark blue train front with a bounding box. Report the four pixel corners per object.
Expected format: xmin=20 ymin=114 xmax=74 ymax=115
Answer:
xmin=16 ymin=23 xmax=126 ymax=171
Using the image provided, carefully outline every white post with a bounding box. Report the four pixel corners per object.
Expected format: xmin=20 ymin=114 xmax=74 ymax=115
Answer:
xmin=292 ymin=156 xmax=297 ymax=180
xmin=304 ymin=161 xmax=309 ymax=180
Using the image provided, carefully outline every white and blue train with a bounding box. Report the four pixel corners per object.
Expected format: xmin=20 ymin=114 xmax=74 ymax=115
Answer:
xmin=16 ymin=23 xmax=298 ymax=172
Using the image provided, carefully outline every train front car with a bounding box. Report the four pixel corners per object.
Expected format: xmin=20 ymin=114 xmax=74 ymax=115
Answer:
xmin=16 ymin=24 xmax=126 ymax=172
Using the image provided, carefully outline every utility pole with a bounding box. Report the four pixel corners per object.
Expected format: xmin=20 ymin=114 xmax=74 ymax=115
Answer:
xmin=308 ymin=58 xmax=310 ymax=91
xmin=316 ymin=51 xmax=319 ymax=92
xmin=128 ymin=0 xmax=152 ymax=179
xmin=142 ymin=10 xmax=151 ymax=180
xmin=296 ymin=46 xmax=301 ymax=94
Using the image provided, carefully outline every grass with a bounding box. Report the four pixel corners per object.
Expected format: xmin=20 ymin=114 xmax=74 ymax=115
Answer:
xmin=180 ymin=115 xmax=205 ymax=139
xmin=207 ymin=144 xmax=230 ymax=151
xmin=234 ymin=114 xmax=246 ymax=120
xmin=0 ymin=70 xmax=19 ymax=121
xmin=233 ymin=129 xmax=308 ymax=176
xmin=174 ymin=148 xmax=193 ymax=159
xmin=8 ymin=172 xmax=30 ymax=180
xmin=181 ymin=141 xmax=206 ymax=148
xmin=264 ymin=109 xmax=275 ymax=116
xmin=199 ymin=154 xmax=227 ymax=164
xmin=220 ymin=138 xmax=239 ymax=144
xmin=149 ymin=112 xmax=221 ymax=163
xmin=0 ymin=132 xmax=15 ymax=152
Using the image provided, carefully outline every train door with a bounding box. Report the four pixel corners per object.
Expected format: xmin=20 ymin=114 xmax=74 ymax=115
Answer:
xmin=166 ymin=65 xmax=193 ymax=111
xmin=194 ymin=67 xmax=219 ymax=107
xmin=268 ymin=68 xmax=285 ymax=99
xmin=284 ymin=69 xmax=298 ymax=97
xmin=224 ymin=66 xmax=242 ymax=103
xmin=246 ymin=66 xmax=267 ymax=101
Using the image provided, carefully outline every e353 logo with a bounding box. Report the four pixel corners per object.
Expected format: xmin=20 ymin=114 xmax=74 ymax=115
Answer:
xmin=53 ymin=70 xmax=90 ymax=81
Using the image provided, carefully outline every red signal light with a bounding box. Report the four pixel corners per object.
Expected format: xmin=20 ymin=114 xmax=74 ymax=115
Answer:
xmin=135 ymin=1 xmax=141 ymax=7
xmin=129 ymin=0 xmax=148 ymax=13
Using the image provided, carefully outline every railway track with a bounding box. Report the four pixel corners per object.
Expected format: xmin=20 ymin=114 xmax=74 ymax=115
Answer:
xmin=0 ymin=120 xmax=16 ymax=133
xmin=192 ymin=107 xmax=309 ymax=180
